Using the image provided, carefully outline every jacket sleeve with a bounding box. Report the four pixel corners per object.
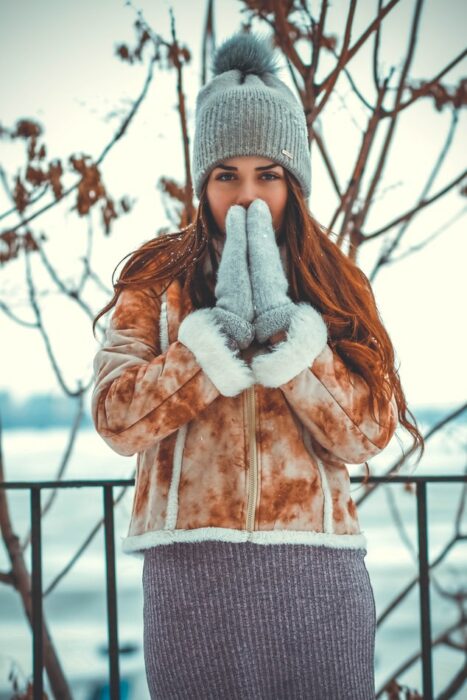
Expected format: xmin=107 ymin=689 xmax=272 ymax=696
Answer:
xmin=251 ymin=302 xmax=398 ymax=464
xmin=92 ymin=285 xmax=255 ymax=456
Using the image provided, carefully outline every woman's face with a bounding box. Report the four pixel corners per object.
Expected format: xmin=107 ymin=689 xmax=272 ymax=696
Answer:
xmin=206 ymin=155 xmax=288 ymax=239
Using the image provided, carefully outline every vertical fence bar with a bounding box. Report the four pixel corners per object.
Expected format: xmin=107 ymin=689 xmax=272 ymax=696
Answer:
xmin=30 ymin=487 xmax=44 ymax=700
xmin=103 ymin=484 xmax=120 ymax=699
xmin=416 ymin=480 xmax=433 ymax=700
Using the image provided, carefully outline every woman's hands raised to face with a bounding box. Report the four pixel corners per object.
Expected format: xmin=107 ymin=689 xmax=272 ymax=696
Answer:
xmin=211 ymin=205 xmax=255 ymax=350
xmin=246 ymin=198 xmax=294 ymax=344
xmin=212 ymin=198 xmax=294 ymax=351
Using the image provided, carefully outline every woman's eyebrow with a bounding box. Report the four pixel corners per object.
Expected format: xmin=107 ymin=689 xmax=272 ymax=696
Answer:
xmin=214 ymin=162 xmax=280 ymax=171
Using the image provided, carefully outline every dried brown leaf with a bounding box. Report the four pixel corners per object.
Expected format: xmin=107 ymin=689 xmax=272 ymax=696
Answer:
xmin=116 ymin=17 xmax=153 ymax=64
xmin=25 ymin=165 xmax=49 ymax=188
xmin=69 ymin=155 xmax=106 ymax=215
xmin=120 ymin=195 xmax=132 ymax=213
xmin=0 ymin=230 xmax=38 ymax=264
xmin=11 ymin=680 xmax=49 ymax=699
xmin=0 ymin=231 xmax=20 ymax=264
xmin=101 ymin=197 xmax=117 ymax=235
xmin=48 ymin=160 xmax=64 ymax=199
xmin=409 ymin=78 xmax=467 ymax=111
xmin=13 ymin=119 xmax=42 ymax=140
xmin=242 ymin=0 xmax=295 ymax=18
xmin=159 ymin=177 xmax=186 ymax=203
xmin=167 ymin=42 xmax=191 ymax=69
xmin=13 ymin=176 xmax=29 ymax=213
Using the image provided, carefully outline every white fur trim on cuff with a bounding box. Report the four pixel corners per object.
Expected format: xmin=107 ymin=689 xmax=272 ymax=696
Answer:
xmin=251 ymin=302 xmax=328 ymax=388
xmin=178 ymin=308 xmax=255 ymax=397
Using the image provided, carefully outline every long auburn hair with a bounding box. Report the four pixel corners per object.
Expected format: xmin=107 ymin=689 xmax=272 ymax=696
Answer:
xmin=93 ymin=169 xmax=425 ymax=482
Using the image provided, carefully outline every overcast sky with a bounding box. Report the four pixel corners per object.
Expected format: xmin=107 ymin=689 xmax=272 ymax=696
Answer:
xmin=0 ymin=0 xmax=466 ymax=408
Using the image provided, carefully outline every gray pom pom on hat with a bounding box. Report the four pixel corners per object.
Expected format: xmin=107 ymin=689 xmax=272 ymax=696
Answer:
xmin=191 ymin=31 xmax=311 ymax=200
xmin=211 ymin=31 xmax=280 ymax=77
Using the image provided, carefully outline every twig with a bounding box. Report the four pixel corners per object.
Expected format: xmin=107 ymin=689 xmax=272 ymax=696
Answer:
xmin=0 ymin=412 xmax=73 ymax=697
xmin=372 ymin=0 xmax=383 ymax=90
xmin=437 ymin=658 xmax=467 ymax=700
xmin=201 ymin=0 xmax=216 ymax=86
xmin=375 ymin=617 xmax=464 ymax=697
xmin=356 ymin=402 xmax=467 ymax=505
xmin=317 ymin=0 xmax=400 ymax=98
xmin=168 ymin=8 xmax=195 ymax=221
xmin=0 ymin=300 xmax=38 ymax=328
xmin=5 ymin=50 xmax=157 ymax=234
xmin=369 ymin=108 xmax=461 ymax=278
xmin=364 ymin=169 xmax=467 ymax=240
xmin=381 ymin=205 xmax=467 ymax=265
xmin=19 ymin=391 xmax=85 ymax=553
xmin=43 ymin=474 xmax=134 ymax=597
xmin=353 ymin=0 xmax=425 ymax=239
xmin=310 ymin=0 xmax=357 ymax=121
xmin=381 ymin=47 xmax=467 ymax=118
xmin=24 ymin=248 xmax=90 ymax=397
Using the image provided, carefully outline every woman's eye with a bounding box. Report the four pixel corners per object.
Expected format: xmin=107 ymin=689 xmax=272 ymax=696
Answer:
xmin=216 ymin=172 xmax=279 ymax=181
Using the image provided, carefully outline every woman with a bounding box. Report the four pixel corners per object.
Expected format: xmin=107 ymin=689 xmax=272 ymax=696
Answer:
xmin=92 ymin=32 xmax=423 ymax=700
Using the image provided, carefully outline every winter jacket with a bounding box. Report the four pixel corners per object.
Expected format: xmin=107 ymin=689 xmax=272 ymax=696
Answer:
xmin=91 ymin=262 xmax=398 ymax=558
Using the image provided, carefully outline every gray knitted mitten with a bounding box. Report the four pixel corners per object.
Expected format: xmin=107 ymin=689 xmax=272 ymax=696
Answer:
xmin=247 ymin=198 xmax=295 ymax=344
xmin=211 ymin=205 xmax=255 ymax=350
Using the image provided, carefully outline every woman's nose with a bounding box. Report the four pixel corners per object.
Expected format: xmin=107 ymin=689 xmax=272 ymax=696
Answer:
xmin=235 ymin=184 xmax=258 ymax=209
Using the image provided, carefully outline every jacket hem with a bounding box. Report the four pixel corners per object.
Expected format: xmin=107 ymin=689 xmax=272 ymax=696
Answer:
xmin=121 ymin=527 xmax=368 ymax=558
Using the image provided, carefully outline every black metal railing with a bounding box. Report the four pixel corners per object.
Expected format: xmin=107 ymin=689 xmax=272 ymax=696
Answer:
xmin=1 ymin=474 xmax=466 ymax=700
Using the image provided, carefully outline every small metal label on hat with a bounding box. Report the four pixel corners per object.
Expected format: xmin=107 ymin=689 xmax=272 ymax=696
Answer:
xmin=281 ymin=149 xmax=293 ymax=160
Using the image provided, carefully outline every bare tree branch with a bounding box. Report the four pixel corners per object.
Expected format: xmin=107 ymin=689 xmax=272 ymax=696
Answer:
xmin=381 ymin=47 xmax=467 ymax=118
xmin=168 ymin=8 xmax=196 ymax=223
xmin=0 ymin=413 xmax=73 ymax=698
xmin=43 ymin=474 xmax=134 ymax=597
xmin=270 ymin=0 xmax=308 ymax=81
xmin=19 ymin=392 xmax=85 ymax=553
xmin=37 ymin=241 xmax=100 ymax=325
xmin=310 ymin=0 xmax=357 ymax=121
xmin=0 ymin=299 xmax=38 ymax=328
xmin=4 ymin=49 xmax=157 ymax=235
xmin=351 ymin=0 xmax=425 ymax=243
xmin=309 ymin=126 xmax=342 ymax=197
xmin=331 ymin=83 xmax=388 ymax=245
xmin=437 ymin=658 xmax=467 ymax=700
xmin=0 ymin=184 xmax=48 ymax=224
xmin=0 ymin=570 xmax=15 ymax=584
xmin=24 ymin=249 xmax=90 ymax=397
xmin=317 ymin=0 xmax=400 ymax=100
xmin=306 ymin=0 xmax=328 ymax=92
xmin=375 ymin=617 xmax=465 ymax=697
xmin=201 ymin=0 xmax=216 ymax=86
xmin=356 ymin=402 xmax=467 ymax=505
xmin=364 ymin=169 xmax=467 ymax=241
xmin=369 ymin=108 xmax=461 ymax=278
xmin=372 ymin=0 xmax=384 ymax=90
xmin=377 ymin=205 xmax=467 ymax=267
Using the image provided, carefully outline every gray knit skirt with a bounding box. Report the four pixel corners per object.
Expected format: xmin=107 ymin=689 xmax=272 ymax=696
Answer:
xmin=142 ymin=541 xmax=376 ymax=700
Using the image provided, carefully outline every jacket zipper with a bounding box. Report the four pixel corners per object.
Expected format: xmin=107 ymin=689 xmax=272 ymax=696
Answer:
xmin=244 ymin=385 xmax=258 ymax=531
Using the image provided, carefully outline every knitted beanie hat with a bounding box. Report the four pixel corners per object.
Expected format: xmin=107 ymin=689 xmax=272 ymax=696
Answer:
xmin=191 ymin=31 xmax=311 ymax=200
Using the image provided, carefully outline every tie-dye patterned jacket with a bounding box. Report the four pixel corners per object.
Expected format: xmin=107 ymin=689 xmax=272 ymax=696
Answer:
xmin=91 ymin=276 xmax=398 ymax=558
